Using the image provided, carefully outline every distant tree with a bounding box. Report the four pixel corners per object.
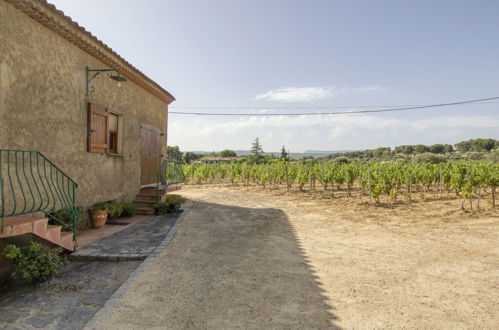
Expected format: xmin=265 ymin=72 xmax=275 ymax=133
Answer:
xmin=249 ymin=137 xmax=264 ymax=164
xmin=219 ymin=149 xmax=237 ymax=157
xmin=429 ymin=144 xmax=445 ymax=154
xmin=455 ymin=138 xmax=498 ymax=152
xmin=443 ymin=144 xmax=454 ymax=153
xmin=395 ymin=145 xmax=414 ymax=155
xmin=488 ymin=148 xmax=499 ymax=163
xmin=183 ymin=152 xmax=202 ymax=164
xmin=167 ymin=145 xmax=183 ymax=162
xmin=414 ymin=144 xmax=429 ymax=154
xmin=234 ymin=156 xmax=249 ymax=164
xmin=464 ymin=152 xmax=487 ymax=161
xmin=367 ymin=147 xmax=391 ymax=158
xmin=413 ymin=153 xmax=447 ymax=164
xmin=455 ymin=140 xmax=472 ymax=152
xmin=264 ymin=153 xmax=277 ymax=162
xmin=301 ymin=155 xmax=315 ymax=162
xmin=404 ymin=145 xmax=415 ymax=154
xmin=334 ymin=156 xmax=350 ymax=164
xmin=280 ymin=145 xmax=289 ymax=161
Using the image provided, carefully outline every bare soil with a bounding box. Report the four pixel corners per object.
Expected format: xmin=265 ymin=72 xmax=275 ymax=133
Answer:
xmin=90 ymin=185 xmax=499 ymax=329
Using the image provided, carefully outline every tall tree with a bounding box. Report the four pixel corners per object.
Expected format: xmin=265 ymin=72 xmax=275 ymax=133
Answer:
xmin=220 ymin=149 xmax=237 ymax=157
xmin=250 ymin=137 xmax=264 ymax=164
xmin=280 ymin=145 xmax=289 ymax=160
xmin=183 ymin=152 xmax=202 ymax=164
xmin=167 ymin=145 xmax=183 ymax=162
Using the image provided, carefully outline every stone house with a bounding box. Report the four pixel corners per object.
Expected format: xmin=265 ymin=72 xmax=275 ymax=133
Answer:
xmin=200 ymin=157 xmax=238 ymax=165
xmin=0 ymin=0 xmax=175 ymax=251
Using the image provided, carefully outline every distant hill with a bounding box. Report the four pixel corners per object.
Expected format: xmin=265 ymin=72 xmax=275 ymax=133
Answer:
xmin=185 ymin=150 xmax=355 ymax=159
xmin=304 ymin=150 xmax=357 ymax=154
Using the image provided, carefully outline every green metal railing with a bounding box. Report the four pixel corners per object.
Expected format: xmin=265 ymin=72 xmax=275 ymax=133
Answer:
xmin=0 ymin=150 xmax=79 ymax=243
xmin=157 ymin=159 xmax=186 ymax=188
xmin=156 ymin=160 xmax=185 ymax=215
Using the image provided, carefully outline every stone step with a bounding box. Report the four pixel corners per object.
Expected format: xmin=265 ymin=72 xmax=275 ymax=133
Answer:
xmin=136 ymin=207 xmax=155 ymax=215
xmin=46 ymin=225 xmax=62 ymax=242
xmin=140 ymin=187 xmax=165 ymax=193
xmin=0 ymin=215 xmax=75 ymax=251
xmin=0 ymin=216 xmax=48 ymax=238
xmin=166 ymin=184 xmax=182 ymax=192
xmin=133 ymin=199 xmax=156 ymax=204
xmin=136 ymin=194 xmax=161 ymax=200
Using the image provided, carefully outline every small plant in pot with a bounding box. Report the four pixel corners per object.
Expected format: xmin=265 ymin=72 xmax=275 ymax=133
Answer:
xmin=90 ymin=203 xmax=108 ymax=228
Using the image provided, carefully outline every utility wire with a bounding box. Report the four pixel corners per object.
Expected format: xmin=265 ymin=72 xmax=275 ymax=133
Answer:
xmin=171 ymin=101 xmax=499 ymax=110
xmin=169 ymin=96 xmax=499 ymax=116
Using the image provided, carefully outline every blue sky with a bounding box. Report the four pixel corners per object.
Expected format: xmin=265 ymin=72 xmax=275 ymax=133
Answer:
xmin=49 ymin=0 xmax=499 ymax=152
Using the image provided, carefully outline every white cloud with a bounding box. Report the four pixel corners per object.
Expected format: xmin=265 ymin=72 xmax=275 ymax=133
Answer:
xmin=169 ymin=114 xmax=499 ymax=151
xmin=255 ymin=87 xmax=331 ymax=102
xmin=255 ymin=85 xmax=385 ymax=103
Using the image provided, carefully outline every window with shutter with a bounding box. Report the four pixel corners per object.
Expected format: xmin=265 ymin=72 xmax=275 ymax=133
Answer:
xmin=87 ymin=103 xmax=123 ymax=155
xmin=108 ymin=113 xmax=119 ymax=154
xmin=87 ymin=103 xmax=109 ymax=153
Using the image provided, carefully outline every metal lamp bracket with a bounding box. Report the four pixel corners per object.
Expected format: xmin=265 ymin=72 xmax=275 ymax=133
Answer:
xmin=85 ymin=66 xmax=122 ymax=96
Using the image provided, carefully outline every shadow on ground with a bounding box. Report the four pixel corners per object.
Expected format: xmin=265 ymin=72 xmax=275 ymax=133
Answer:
xmin=92 ymin=200 xmax=340 ymax=329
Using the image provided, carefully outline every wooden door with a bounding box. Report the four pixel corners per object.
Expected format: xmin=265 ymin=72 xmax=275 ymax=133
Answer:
xmin=140 ymin=124 xmax=163 ymax=185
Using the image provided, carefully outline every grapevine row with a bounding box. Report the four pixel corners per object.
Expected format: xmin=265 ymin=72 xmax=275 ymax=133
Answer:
xmin=182 ymin=161 xmax=498 ymax=209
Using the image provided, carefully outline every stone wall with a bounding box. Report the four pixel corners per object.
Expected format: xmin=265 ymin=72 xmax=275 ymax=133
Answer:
xmin=0 ymin=0 xmax=171 ymax=209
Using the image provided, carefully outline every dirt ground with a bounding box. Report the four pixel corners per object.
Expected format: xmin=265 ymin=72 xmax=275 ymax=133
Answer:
xmin=89 ymin=185 xmax=499 ymax=329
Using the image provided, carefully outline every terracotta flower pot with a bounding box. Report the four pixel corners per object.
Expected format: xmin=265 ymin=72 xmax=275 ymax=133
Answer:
xmin=91 ymin=210 xmax=108 ymax=228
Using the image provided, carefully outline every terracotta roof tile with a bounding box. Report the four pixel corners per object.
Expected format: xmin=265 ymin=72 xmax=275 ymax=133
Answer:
xmin=6 ymin=0 xmax=175 ymax=103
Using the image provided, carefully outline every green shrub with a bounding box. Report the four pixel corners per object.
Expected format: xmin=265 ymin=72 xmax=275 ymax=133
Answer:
xmin=412 ymin=153 xmax=447 ymax=164
xmin=464 ymin=152 xmax=487 ymax=161
xmin=334 ymin=156 xmax=350 ymax=164
xmin=91 ymin=203 xmax=108 ymax=212
xmin=164 ymin=194 xmax=185 ymax=205
xmin=489 ymin=148 xmax=499 ymax=163
xmin=2 ymin=242 xmax=67 ymax=285
xmin=106 ymin=201 xmax=124 ymax=218
xmin=77 ymin=211 xmax=92 ymax=232
xmin=46 ymin=207 xmax=83 ymax=232
xmin=154 ymin=195 xmax=185 ymax=214
xmin=153 ymin=202 xmax=171 ymax=214
xmin=121 ymin=203 xmax=137 ymax=217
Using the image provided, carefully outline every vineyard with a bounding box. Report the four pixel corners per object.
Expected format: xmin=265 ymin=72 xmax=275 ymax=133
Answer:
xmin=182 ymin=161 xmax=499 ymax=210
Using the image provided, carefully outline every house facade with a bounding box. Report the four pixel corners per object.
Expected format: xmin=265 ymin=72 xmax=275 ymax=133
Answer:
xmin=0 ymin=0 xmax=175 ymax=210
xmin=200 ymin=157 xmax=238 ymax=164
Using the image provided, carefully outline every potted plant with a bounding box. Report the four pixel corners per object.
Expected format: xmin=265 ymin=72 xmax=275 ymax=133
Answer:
xmin=90 ymin=203 xmax=108 ymax=228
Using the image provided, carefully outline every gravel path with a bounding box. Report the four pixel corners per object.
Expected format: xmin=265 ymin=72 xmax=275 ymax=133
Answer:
xmin=88 ymin=186 xmax=499 ymax=330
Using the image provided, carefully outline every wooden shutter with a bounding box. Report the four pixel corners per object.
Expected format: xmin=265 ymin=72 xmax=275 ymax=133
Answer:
xmin=87 ymin=103 xmax=109 ymax=153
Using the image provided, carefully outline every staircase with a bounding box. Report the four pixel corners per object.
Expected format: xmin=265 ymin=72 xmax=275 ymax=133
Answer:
xmin=133 ymin=187 xmax=166 ymax=215
xmin=1 ymin=150 xmax=79 ymax=251
xmin=0 ymin=216 xmax=74 ymax=251
xmin=133 ymin=160 xmax=185 ymax=215
xmin=133 ymin=185 xmax=182 ymax=215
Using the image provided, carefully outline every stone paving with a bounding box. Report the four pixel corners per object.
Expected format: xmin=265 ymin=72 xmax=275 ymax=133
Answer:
xmin=0 ymin=213 xmax=178 ymax=329
xmin=70 ymin=215 xmax=176 ymax=261
xmin=0 ymin=260 xmax=141 ymax=330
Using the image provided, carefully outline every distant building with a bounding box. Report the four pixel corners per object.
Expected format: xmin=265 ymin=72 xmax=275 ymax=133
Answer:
xmin=200 ymin=157 xmax=238 ymax=164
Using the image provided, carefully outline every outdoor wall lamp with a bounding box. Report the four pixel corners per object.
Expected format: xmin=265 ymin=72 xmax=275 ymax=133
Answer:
xmin=85 ymin=66 xmax=127 ymax=96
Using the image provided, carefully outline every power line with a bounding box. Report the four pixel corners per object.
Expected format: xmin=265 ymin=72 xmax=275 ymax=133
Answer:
xmin=171 ymin=101 xmax=499 ymax=110
xmin=169 ymin=96 xmax=499 ymax=116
